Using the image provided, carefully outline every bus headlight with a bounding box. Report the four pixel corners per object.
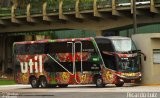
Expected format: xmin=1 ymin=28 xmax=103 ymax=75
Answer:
xmin=139 ymin=73 xmax=142 ymax=77
xmin=119 ymin=79 xmax=124 ymax=82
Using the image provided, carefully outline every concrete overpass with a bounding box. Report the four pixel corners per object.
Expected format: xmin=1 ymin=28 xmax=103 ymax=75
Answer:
xmin=0 ymin=0 xmax=160 ymax=33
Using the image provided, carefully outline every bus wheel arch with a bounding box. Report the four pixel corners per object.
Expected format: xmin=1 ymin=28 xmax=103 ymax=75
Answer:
xmin=39 ymin=75 xmax=49 ymax=88
xmin=115 ymin=82 xmax=124 ymax=87
xmin=115 ymin=80 xmax=124 ymax=87
xmin=29 ymin=75 xmax=39 ymax=88
xmin=94 ymin=75 xmax=105 ymax=88
xmin=58 ymin=84 xmax=68 ymax=88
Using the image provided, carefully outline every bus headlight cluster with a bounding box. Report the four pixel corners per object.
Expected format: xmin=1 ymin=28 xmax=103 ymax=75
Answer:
xmin=138 ymin=73 xmax=142 ymax=77
xmin=121 ymin=73 xmax=136 ymax=77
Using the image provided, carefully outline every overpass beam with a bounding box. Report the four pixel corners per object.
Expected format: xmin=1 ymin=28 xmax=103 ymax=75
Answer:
xmin=75 ymin=0 xmax=85 ymax=19
xmin=150 ymin=0 xmax=159 ymax=13
xmin=27 ymin=3 xmax=32 ymax=22
xmin=43 ymin=0 xmax=52 ymax=21
xmin=131 ymin=0 xmax=144 ymax=15
xmin=75 ymin=0 xmax=81 ymax=18
xmin=0 ymin=19 xmax=11 ymax=26
xmin=27 ymin=2 xmax=38 ymax=22
xmin=11 ymin=0 xmax=22 ymax=24
xmin=112 ymin=0 xmax=120 ymax=16
xmin=93 ymin=0 xmax=102 ymax=17
xmin=59 ymin=0 xmax=68 ymax=20
xmin=0 ymin=20 xmax=6 ymax=26
xmin=112 ymin=0 xmax=117 ymax=15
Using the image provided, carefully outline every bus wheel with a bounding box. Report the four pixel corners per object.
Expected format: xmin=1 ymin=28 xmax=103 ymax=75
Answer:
xmin=58 ymin=84 xmax=68 ymax=88
xmin=40 ymin=77 xmax=48 ymax=88
xmin=115 ymin=82 xmax=124 ymax=87
xmin=30 ymin=77 xmax=39 ymax=88
xmin=96 ymin=76 xmax=104 ymax=88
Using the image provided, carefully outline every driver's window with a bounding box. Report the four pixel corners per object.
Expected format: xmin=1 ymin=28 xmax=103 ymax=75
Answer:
xmin=96 ymin=39 xmax=114 ymax=52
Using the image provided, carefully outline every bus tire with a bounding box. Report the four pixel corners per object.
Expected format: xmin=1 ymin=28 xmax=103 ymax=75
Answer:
xmin=40 ymin=77 xmax=48 ymax=88
xmin=115 ymin=82 xmax=124 ymax=87
xmin=95 ymin=76 xmax=105 ymax=88
xmin=30 ymin=76 xmax=39 ymax=88
xmin=58 ymin=84 xmax=68 ymax=88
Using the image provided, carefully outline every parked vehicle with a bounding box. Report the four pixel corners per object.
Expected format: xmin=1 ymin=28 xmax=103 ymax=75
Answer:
xmin=13 ymin=36 xmax=144 ymax=88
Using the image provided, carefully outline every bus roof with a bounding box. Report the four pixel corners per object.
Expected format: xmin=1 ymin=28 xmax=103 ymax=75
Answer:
xmin=14 ymin=37 xmax=93 ymax=45
xmin=96 ymin=36 xmax=131 ymax=40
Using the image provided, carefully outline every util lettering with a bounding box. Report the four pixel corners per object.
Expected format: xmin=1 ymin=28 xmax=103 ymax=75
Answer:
xmin=20 ymin=55 xmax=43 ymax=73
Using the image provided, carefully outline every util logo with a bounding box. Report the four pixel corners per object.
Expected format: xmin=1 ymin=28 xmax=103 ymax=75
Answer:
xmin=20 ymin=55 xmax=43 ymax=73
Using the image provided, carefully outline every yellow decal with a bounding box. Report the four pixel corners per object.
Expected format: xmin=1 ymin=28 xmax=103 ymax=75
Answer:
xmin=106 ymin=71 xmax=113 ymax=82
xmin=62 ymin=72 xmax=69 ymax=82
xmin=22 ymin=73 xmax=28 ymax=82
xmin=80 ymin=74 xmax=87 ymax=82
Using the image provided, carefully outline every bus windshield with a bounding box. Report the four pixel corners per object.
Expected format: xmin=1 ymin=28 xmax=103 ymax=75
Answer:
xmin=111 ymin=39 xmax=136 ymax=52
xmin=118 ymin=56 xmax=141 ymax=72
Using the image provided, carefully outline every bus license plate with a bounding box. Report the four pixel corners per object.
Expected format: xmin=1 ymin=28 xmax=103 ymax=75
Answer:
xmin=131 ymin=80 xmax=135 ymax=83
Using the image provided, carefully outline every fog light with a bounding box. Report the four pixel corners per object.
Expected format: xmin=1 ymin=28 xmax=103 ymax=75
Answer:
xmin=120 ymin=79 xmax=124 ymax=82
xmin=139 ymin=73 xmax=142 ymax=77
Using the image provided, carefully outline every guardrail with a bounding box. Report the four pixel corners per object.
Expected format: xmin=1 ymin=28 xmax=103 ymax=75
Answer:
xmin=63 ymin=0 xmax=75 ymax=12
xmin=46 ymin=0 xmax=59 ymax=13
xmin=30 ymin=1 xmax=43 ymax=15
xmin=0 ymin=7 xmax=11 ymax=17
xmin=79 ymin=0 xmax=93 ymax=11
xmin=0 ymin=0 xmax=159 ymax=18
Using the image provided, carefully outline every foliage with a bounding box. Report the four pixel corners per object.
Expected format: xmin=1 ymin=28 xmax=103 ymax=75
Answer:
xmin=0 ymin=80 xmax=16 ymax=85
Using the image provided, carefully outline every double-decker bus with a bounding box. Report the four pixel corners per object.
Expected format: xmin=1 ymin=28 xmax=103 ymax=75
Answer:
xmin=13 ymin=36 xmax=144 ymax=88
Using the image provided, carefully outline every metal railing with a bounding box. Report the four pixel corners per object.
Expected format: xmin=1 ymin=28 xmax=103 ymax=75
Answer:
xmin=15 ymin=8 xmax=26 ymax=16
xmin=46 ymin=0 xmax=59 ymax=13
xmin=97 ymin=0 xmax=111 ymax=9
xmin=63 ymin=0 xmax=75 ymax=12
xmin=155 ymin=0 xmax=160 ymax=4
xmin=15 ymin=0 xmax=28 ymax=16
xmin=79 ymin=0 xmax=93 ymax=11
xmin=0 ymin=0 xmax=11 ymax=17
xmin=0 ymin=7 xmax=11 ymax=17
xmin=118 ymin=0 xmax=151 ymax=7
xmin=0 ymin=0 xmax=159 ymax=17
xmin=30 ymin=0 xmax=43 ymax=15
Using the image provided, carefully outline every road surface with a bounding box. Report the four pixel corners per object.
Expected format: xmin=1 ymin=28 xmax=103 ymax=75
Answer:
xmin=0 ymin=84 xmax=159 ymax=98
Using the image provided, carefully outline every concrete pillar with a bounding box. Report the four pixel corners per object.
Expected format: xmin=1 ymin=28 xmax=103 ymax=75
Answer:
xmin=25 ymin=35 xmax=33 ymax=41
xmin=96 ymin=30 xmax=102 ymax=36
xmin=132 ymin=33 xmax=160 ymax=84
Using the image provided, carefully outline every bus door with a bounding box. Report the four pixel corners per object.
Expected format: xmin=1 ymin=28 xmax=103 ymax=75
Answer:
xmin=73 ymin=41 xmax=84 ymax=84
xmin=69 ymin=40 xmax=96 ymax=84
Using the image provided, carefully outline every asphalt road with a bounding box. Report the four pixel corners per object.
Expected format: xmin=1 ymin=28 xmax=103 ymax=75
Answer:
xmin=0 ymin=84 xmax=160 ymax=98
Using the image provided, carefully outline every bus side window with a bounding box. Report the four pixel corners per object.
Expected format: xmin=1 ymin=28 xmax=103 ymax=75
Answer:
xmin=81 ymin=40 xmax=101 ymax=71
xmin=96 ymin=39 xmax=114 ymax=52
xmin=95 ymin=38 xmax=116 ymax=70
xmin=44 ymin=63 xmax=54 ymax=72
xmin=47 ymin=42 xmax=72 ymax=54
xmin=46 ymin=42 xmax=73 ymax=72
xmin=23 ymin=43 xmax=46 ymax=55
xmin=14 ymin=44 xmax=26 ymax=55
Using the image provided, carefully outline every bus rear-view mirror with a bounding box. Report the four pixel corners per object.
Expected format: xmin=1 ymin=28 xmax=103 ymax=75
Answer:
xmin=144 ymin=56 xmax=146 ymax=61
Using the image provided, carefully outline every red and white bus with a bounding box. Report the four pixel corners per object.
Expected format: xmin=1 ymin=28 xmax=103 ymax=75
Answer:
xmin=13 ymin=36 xmax=144 ymax=88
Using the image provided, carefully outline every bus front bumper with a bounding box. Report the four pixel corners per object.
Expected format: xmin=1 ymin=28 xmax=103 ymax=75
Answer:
xmin=116 ymin=75 xmax=141 ymax=83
